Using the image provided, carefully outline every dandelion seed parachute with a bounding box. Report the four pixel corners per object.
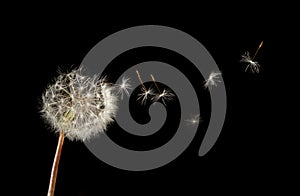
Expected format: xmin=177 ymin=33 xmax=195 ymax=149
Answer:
xmin=151 ymin=89 xmax=175 ymax=106
xmin=41 ymin=67 xmax=118 ymax=141
xmin=137 ymin=86 xmax=155 ymax=105
xmin=150 ymin=74 xmax=175 ymax=106
xmin=185 ymin=114 xmax=201 ymax=126
xmin=204 ymin=71 xmax=222 ymax=89
xmin=116 ymin=76 xmax=132 ymax=100
xmin=240 ymin=51 xmax=261 ymax=73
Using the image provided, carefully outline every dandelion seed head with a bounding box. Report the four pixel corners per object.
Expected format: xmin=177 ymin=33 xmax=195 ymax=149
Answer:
xmin=41 ymin=67 xmax=118 ymax=141
xmin=204 ymin=71 xmax=222 ymax=89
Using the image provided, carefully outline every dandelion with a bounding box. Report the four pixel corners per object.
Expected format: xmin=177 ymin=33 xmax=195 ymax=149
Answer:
xmin=240 ymin=41 xmax=263 ymax=73
xmin=42 ymin=67 xmax=118 ymax=141
xmin=203 ymin=71 xmax=222 ymax=89
xmin=41 ymin=67 xmax=118 ymax=196
xmin=150 ymin=74 xmax=175 ymax=106
xmin=116 ymin=76 xmax=132 ymax=100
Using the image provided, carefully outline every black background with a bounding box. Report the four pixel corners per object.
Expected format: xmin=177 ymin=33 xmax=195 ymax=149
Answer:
xmin=5 ymin=4 xmax=294 ymax=196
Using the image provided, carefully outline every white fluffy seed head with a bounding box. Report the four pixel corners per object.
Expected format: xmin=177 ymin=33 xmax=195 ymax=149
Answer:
xmin=41 ymin=67 xmax=118 ymax=141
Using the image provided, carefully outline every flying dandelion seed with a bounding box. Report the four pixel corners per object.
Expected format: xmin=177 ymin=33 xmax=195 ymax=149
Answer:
xmin=240 ymin=41 xmax=263 ymax=73
xmin=204 ymin=71 xmax=222 ymax=89
xmin=135 ymin=70 xmax=156 ymax=105
xmin=41 ymin=66 xmax=118 ymax=196
xmin=152 ymin=89 xmax=175 ymax=106
xmin=185 ymin=114 xmax=201 ymax=126
xmin=137 ymin=87 xmax=155 ymax=105
xmin=150 ymin=74 xmax=175 ymax=106
xmin=240 ymin=51 xmax=261 ymax=73
xmin=116 ymin=76 xmax=132 ymax=100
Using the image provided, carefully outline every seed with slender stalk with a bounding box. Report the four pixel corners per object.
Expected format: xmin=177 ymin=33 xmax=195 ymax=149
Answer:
xmin=240 ymin=41 xmax=263 ymax=73
xmin=150 ymin=74 xmax=175 ymax=106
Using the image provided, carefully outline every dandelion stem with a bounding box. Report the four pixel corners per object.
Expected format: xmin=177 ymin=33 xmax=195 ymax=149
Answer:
xmin=252 ymin=41 xmax=263 ymax=60
xmin=47 ymin=131 xmax=65 ymax=196
xmin=136 ymin=70 xmax=147 ymax=91
xmin=150 ymin=74 xmax=161 ymax=94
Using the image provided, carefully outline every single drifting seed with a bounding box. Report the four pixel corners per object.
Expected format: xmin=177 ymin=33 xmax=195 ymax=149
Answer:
xmin=150 ymin=74 xmax=175 ymax=105
xmin=136 ymin=70 xmax=155 ymax=105
xmin=203 ymin=71 xmax=222 ymax=89
xmin=137 ymin=87 xmax=155 ymax=105
xmin=240 ymin=41 xmax=263 ymax=73
xmin=152 ymin=89 xmax=175 ymax=106
xmin=185 ymin=114 xmax=201 ymax=126
xmin=240 ymin=52 xmax=261 ymax=73
xmin=116 ymin=76 xmax=132 ymax=100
